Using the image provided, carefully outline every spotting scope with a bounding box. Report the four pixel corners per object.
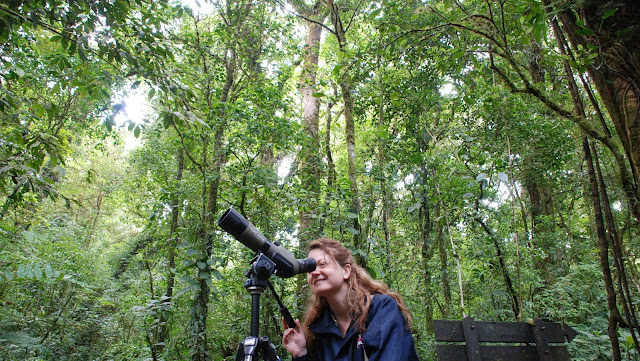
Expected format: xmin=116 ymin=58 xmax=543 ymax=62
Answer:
xmin=217 ymin=207 xmax=316 ymax=278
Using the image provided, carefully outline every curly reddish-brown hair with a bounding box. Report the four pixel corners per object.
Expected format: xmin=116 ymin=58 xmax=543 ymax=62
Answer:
xmin=302 ymin=238 xmax=412 ymax=345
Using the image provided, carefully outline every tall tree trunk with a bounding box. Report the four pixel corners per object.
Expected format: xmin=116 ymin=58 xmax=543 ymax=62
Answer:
xmin=327 ymin=0 xmax=361 ymax=258
xmin=524 ymin=38 xmax=557 ymax=276
xmin=297 ymin=2 xmax=326 ymax=243
xmin=186 ymin=7 xmax=240 ymax=357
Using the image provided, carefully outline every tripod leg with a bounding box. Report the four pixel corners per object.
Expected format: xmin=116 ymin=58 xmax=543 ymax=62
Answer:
xmin=261 ymin=338 xmax=280 ymax=361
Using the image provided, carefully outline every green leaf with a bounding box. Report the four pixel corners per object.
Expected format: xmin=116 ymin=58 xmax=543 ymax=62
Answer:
xmin=347 ymin=227 xmax=360 ymax=235
xmin=44 ymin=264 xmax=54 ymax=278
xmin=22 ymin=231 xmax=36 ymax=242
xmin=182 ymin=260 xmax=195 ymax=267
xmin=175 ymin=286 xmax=191 ymax=298
xmin=17 ymin=265 xmax=28 ymax=279
xmin=602 ymin=8 xmax=618 ymax=20
xmin=4 ymin=270 xmax=14 ymax=281
xmin=78 ymin=46 xmax=87 ymax=61
xmin=211 ymin=269 xmax=223 ymax=280
xmin=576 ymin=28 xmax=595 ymax=36
xmin=32 ymin=265 xmax=42 ymax=280
xmin=452 ymin=50 xmax=465 ymax=59
xmin=180 ymin=275 xmax=195 ymax=285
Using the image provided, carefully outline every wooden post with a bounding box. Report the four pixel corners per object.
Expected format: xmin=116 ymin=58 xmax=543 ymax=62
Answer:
xmin=462 ymin=317 xmax=482 ymax=361
xmin=533 ymin=319 xmax=552 ymax=361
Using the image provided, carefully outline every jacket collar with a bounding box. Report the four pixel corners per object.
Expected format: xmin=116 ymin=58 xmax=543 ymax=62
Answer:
xmin=308 ymin=306 xmax=357 ymax=339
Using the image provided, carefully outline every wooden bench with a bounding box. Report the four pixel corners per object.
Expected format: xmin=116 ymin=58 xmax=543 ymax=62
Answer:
xmin=434 ymin=317 xmax=578 ymax=361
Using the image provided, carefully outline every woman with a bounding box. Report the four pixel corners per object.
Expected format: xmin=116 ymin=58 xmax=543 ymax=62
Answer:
xmin=282 ymin=238 xmax=419 ymax=361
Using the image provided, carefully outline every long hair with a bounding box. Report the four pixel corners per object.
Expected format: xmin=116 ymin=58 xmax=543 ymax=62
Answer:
xmin=302 ymin=238 xmax=412 ymax=345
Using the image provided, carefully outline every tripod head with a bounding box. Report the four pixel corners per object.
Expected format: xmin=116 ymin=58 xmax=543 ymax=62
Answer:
xmin=235 ymin=253 xmax=294 ymax=361
xmin=247 ymin=253 xmax=277 ymax=282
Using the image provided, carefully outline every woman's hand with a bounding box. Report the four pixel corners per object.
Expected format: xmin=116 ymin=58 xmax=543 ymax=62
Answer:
xmin=282 ymin=318 xmax=307 ymax=357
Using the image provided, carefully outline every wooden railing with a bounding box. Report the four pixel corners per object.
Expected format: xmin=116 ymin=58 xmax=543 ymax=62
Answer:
xmin=434 ymin=317 xmax=578 ymax=361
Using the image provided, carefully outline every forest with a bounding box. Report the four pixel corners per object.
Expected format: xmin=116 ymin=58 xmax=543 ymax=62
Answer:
xmin=1 ymin=0 xmax=639 ymax=360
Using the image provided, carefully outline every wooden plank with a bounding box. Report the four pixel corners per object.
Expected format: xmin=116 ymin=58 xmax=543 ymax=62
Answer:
xmin=434 ymin=319 xmax=571 ymax=343
xmin=462 ymin=317 xmax=481 ymax=361
xmin=436 ymin=345 xmax=571 ymax=361
xmin=434 ymin=319 xmax=465 ymax=341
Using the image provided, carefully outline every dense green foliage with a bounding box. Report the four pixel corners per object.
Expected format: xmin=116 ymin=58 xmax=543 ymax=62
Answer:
xmin=1 ymin=0 xmax=639 ymax=360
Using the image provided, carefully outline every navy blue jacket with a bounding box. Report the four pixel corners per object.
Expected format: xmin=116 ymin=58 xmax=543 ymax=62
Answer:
xmin=292 ymin=294 xmax=419 ymax=361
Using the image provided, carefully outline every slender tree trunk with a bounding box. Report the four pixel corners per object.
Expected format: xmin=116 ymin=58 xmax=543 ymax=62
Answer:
xmin=582 ymin=136 xmax=624 ymax=361
xmin=189 ymin=53 xmax=233 ymax=361
xmin=436 ymin=205 xmax=452 ymax=317
xmin=320 ymin=100 xmax=337 ymax=236
xmin=417 ymin=181 xmax=435 ymax=334
xmin=155 ymin=148 xmax=184 ymax=356
xmin=525 ymin=40 xmax=546 ymax=234
xmin=327 ymin=0 xmax=361 ymax=256
xmin=593 ymin=145 xmax=640 ymax=351
xmin=473 ymin=192 xmax=519 ymax=319
xmin=374 ymin=48 xmax=392 ymax=282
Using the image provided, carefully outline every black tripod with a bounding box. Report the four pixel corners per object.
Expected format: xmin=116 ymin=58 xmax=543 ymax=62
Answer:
xmin=236 ymin=253 xmax=296 ymax=361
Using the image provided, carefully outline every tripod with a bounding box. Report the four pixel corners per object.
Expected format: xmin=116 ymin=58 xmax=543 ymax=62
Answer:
xmin=236 ymin=253 xmax=295 ymax=361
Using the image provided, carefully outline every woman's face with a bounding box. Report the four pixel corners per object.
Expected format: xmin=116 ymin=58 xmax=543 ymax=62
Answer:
xmin=307 ymin=248 xmax=351 ymax=298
